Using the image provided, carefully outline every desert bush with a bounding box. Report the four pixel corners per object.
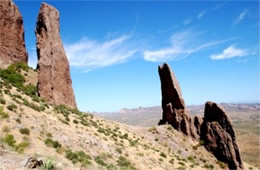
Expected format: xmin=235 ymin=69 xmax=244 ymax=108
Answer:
xmin=73 ymin=119 xmax=78 ymax=124
xmin=116 ymin=148 xmax=122 ymax=154
xmin=160 ymin=152 xmax=167 ymax=158
xmin=0 ymin=106 xmax=8 ymax=118
xmin=169 ymin=158 xmax=174 ymax=164
xmin=15 ymin=142 xmax=29 ymax=153
xmin=117 ymin=156 xmax=136 ymax=170
xmin=65 ymin=149 xmax=91 ymax=166
xmin=19 ymin=128 xmax=30 ymax=135
xmin=44 ymin=138 xmax=61 ymax=149
xmin=7 ymin=104 xmax=17 ymax=111
xmin=95 ymin=156 xmax=107 ymax=166
xmin=0 ymin=97 xmax=6 ymax=104
xmin=16 ymin=118 xmax=21 ymax=123
xmin=3 ymin=134 xmax=16 ymax=147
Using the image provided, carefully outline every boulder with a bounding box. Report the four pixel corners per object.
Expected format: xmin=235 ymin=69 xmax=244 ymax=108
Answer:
xmin=0 ymin=0 xmax=28 ymax=68
xmin=36 ymin=3 xmax=77 ymax=109
xmin=200 ymin=101 xmax=243 ymax=170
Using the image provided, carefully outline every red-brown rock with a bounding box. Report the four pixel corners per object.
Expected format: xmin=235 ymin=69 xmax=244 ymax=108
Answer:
xmin=36 ymin=3 xmax=77 ymax=109
xmin=0 ymin=0 xmax=28 ymax=68
xmin=158 ymin=63 xmax=199 ymax=139
xmin=200 ymin=101 xmax=243 ymax=170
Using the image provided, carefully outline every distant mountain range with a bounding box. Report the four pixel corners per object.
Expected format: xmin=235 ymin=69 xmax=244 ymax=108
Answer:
xmin=96 ymin=103 xmax=260 ymax=127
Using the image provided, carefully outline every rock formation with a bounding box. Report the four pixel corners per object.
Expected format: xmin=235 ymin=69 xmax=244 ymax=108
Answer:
xmin=200 ymin=101 xmax=243 ymax=170
xmin=0 ymin=0 xmax=28 ymax=68
xmin=158 ymin=63 xmax=199 ymax=139
xmin=35 ymin=3 xmax=77 ymax=109
xmin=158 ymin=63 xmax=243 ymax=169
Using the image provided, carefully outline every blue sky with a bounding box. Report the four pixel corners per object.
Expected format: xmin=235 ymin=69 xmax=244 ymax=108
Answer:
xmin=15 ymin=1 xmax=259 ymax=112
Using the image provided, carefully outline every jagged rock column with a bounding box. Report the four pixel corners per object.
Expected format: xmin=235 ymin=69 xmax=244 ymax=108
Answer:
xmin=35 ymin=3 xmax=77 ymax=109
xmin=158 ymin=63 xmax=198 ymax=139
xmin=0 ymin=0 xmax=28 ymax=68
xmin=200 ymin=101 xmax=244 ymax=170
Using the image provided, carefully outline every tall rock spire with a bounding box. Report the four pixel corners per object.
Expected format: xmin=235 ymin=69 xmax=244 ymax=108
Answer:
xmin=36 ymin=3 xmax=77 ymax=109
xmin=158 ymin=63 xmax=198 ymax=139
xmin=0 ymin=0 xmax=28 ymax=68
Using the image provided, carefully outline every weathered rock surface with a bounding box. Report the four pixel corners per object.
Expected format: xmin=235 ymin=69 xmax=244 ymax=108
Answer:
xmin=36 ymin=3 xmax=77 ymax=109
xmin=0 ymin=0 xmax=28 ymax=68
xmin=158 ymin=63 xmax=199 ymax=139
xmin=200 ymin=101 xmax=243 ymax=170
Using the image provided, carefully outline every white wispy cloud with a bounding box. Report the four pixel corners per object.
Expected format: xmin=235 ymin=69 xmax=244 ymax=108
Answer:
xmin=64 ymin=35 xmax=137 ymax=71
xmin=143 ymin=30 xmax=228 ymax=62
xmin=210 ymin=45 xmax=248 ymax=60
xmin=183 ymin=18 xmax=192 ymax=25
xmin=197 ymin=10 xmax=207 ymax=20
xmin=233 ymin=9 xmax=248 ymax=26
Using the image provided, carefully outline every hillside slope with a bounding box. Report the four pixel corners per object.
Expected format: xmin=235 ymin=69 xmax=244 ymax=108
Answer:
xmin=0 ymin=63 xmax=256 ymax=170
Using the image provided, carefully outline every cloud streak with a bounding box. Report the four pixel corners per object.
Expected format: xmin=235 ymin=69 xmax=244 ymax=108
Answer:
xmin=197 ymin=10 xmax=207 ymax=19
xmin=64 ymin=35 xmax=137 ymax=71
xmin=143 ymin=30 xmax=228 ymax=62
xmin=183 ymin=18 xmax=192 ymax=25
xmin=233 ymin=9 xmax=248 ymax=26
xmin=210 ymin=45 xmax=248 ymax=60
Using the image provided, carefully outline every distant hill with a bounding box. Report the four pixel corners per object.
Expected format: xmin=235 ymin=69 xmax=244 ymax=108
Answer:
xmin=96 ymin=103 xmax=260 ymax=127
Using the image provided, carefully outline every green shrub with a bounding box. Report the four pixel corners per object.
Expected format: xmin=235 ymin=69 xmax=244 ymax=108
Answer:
xmin=65 ymin=149 xmax=91 ymax=167
xmin=116 ymin=148 xmax=122 ymax=154
xmin=0 ymin=97 xmax=6 ymax=104
xmin=44 ymin=138 xmax=61 ymax=149
xmin=129 ymin=139 xmax=138 ymax=147
xmin=15 ymin=142 xmax=29 ymax=153
xmin=169 ymin=158 xmax=174 ymax=164
xmin=160 ymin=152 xmax=167 ymax=158
xmin=7 ymin=104 xmax=17 ymax=111
xmin=19 ymin=128 xmax=30 ymax=135
xmin=0 ymin=106 xmax=8 ymax=118
xmin=3 ymin=134 xmax=16 ymax=147
xmin=16 ymin=118 xmax=21 ymax=123
xmin=95 ymin=156 xmax=107 ymax=166
xmin=117 ymin=156 xmax=136 ymax=169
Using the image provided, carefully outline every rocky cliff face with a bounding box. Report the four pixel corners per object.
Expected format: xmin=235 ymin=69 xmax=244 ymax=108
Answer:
xmin=36 ymin=3 xmax=77 ymax=109
xmin=158 ymin=63 xmax=243 ymax=169
xmin=158 ymin=63 xmax=199 ymax=139
xmin=200 ymin=102 xmax=244 ymax=170
xmin=0 ymin=0 xmax=28 ymax=68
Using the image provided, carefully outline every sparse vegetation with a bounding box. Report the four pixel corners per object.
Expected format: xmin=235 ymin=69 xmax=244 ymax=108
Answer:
xmin=0 ymin=106 xmax=8 ymax=118
xmin=95 ymin=156 xmax=107 ymax=166
xmin=19 ymin=128 xmax=30 ymax=135
xmin=41 ymin=158 xmax=55 ymax=170
xmin=65 ymin=149 xmax=91 ymax=167
xmin=160 ymin=152 xmax=167 ymax=158
xmin=44 ymin=138 xmax=62 ymax=149
xmin=7 ymin=104 xmax=17 ymax=111
xmin=2 ymin=134 xmax=29 ymax=153
xmin=117 ymin=156 xmax=136 ymax=170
